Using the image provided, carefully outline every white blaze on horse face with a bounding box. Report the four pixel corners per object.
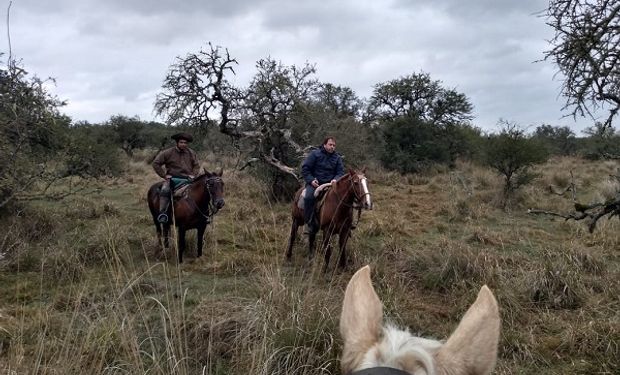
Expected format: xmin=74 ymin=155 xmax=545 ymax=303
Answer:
xmin=360 ymin=176 xmax=372 ymax=209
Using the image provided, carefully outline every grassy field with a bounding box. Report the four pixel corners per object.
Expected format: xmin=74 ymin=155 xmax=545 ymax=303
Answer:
xmin=0 ymin=153 xmax=618 ymax=374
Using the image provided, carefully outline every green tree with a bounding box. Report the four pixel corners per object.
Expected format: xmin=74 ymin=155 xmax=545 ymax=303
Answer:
xmin=581 ymin=122 xmax=620 ymax=159
xmin=0 ymin=57 xmax=121 ymax=212
xmin=108 ymin=115 xmax=146 ymax=156
xmin=0 ymin=58 xmax=67 ymax=209
xmin=367 ymin=71 xmax=473 ymax=126
xmin=532 ymin=124 xmax=577 ymax=156
xmin=313 ymin=83 xmax=363 ymax=119
xmin=368 ymin=71 xmax=479 ymax=171
xmin=381 ymin=116 xmax=450 ymax=173
xmin=485 ymin=122 xmax=549 ymax=208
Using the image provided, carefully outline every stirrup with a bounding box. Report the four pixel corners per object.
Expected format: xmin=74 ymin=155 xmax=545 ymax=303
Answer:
xmin=157 ymin=213 xmax=169 ymax=224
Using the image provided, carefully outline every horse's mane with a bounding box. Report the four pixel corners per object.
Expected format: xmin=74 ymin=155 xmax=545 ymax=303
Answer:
xmin=190 ymin=171 xmax=219 ymax=183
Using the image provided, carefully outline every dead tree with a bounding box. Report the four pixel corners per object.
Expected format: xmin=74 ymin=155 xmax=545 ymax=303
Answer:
xmin=155 ymin=44 xmax=318 ymax=195
xmin=543 ymin=0 xmax=620 ymax=129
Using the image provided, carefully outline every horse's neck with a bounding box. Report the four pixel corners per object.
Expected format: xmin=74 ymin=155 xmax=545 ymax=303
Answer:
xmin=331 ymin=180 xmax=354 ymax=203
xmin=187 ymin=179 xmax=208 ymax=205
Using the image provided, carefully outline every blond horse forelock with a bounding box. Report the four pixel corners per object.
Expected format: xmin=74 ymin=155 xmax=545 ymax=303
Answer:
xmin=357 ymin=325 xmax=441 ymax=375
xmin=340 ymin=266 xmax=500 ymax=375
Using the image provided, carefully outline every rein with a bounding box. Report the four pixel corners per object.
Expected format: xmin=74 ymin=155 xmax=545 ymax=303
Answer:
xmin=331 ymin=175 xmax=369 ymax=228
xmin=186 ymin=175 xmax=222 ymax=221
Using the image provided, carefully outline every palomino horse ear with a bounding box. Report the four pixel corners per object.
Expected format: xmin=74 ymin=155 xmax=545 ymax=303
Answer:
xmin=435 ymin=285 xmax=500 ymax=375
xmin=340 ymin=266 xmax=383 ymax=373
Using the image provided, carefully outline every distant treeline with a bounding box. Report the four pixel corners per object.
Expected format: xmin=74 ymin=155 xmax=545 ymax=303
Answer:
xmin=2 ymin=53 xmax=619 ymax=212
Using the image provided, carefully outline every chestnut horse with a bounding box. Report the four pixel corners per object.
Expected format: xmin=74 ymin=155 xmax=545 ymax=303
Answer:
xmin=286 ymin=169 xmax=372 ymax=271
xmin=147 ymin=170 xmax=225 ymax=263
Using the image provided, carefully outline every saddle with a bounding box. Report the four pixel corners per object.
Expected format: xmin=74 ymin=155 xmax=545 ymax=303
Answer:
xmin=171 ymin=177 xmax=192 ymax=199
xmin=297 ymin=183 xmax=332 ymax=210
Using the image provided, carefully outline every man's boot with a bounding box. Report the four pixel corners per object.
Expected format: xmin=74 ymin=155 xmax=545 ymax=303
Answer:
xmin=303 ymin=222 xmax=313 ymax=235
xmin=158 ymin=195 xmax=170 ymax=223
xmin=303 ymin=206 xmax=315 ymax=234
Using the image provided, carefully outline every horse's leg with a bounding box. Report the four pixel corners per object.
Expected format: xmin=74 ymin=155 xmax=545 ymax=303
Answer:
xmin=163 ymin=224 xmax=170 ymax=248
xmin=321 ymin=228 xmax=334 ymax=273
xmin=177 ymin=228 xmax=186 ymax=263
xmin=286 ymin=217 xmax=300 ymax=261
xmin=196 ymin=222 xmax=207 ymax=258
xmin=307 ymin=229 xmax=317 ymax=260
xmin=337 ymin=226 xmax=352 ymax=269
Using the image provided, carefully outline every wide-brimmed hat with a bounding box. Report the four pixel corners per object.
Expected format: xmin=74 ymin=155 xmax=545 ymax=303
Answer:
xmin=171 ymin=132 xmax=193 ymax=142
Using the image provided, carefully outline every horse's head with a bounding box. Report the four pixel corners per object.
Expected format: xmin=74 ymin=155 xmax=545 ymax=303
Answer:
xmin=204 ymin=169 xmax=225 ymax=212
xmin=340 ymin=266 xmax=500 ymax=375
xmin=347 ymin=168 xmax=372 ymax=210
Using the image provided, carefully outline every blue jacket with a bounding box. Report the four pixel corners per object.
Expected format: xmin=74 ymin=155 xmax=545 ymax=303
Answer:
xmin=301 ymin=146 xmax=345 ymax=184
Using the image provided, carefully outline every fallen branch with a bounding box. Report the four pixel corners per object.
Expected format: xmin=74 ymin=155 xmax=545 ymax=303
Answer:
xmin=528 ymin=197 xmax=620 ymax=233
xmin=260 ymin=148 xmax=299 ymax=180
xmin=527 ymin=208 xmax=588 ymax=221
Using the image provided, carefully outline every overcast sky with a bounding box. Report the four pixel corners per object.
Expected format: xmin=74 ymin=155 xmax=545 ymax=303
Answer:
xmin=3 ymin=0 xmax=598 ymax=133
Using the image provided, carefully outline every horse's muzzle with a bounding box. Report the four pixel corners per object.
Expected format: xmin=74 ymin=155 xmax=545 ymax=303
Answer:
xmin=215 ymin=198 xmax=225 ymax=210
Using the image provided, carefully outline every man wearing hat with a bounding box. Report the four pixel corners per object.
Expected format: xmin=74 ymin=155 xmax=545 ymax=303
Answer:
xmin=152 ymin=132 xmax=201 ymax=223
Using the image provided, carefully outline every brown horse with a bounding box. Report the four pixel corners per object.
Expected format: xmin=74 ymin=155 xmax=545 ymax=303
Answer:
xmin=147 ymin=170 xmax=225 ymax=263
xmin=286 ymin=169 xmax=372 ymax=271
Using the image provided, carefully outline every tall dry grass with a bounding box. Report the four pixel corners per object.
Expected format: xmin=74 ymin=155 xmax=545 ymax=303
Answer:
xmin=1 ymin=154 xmax=618 ymax=374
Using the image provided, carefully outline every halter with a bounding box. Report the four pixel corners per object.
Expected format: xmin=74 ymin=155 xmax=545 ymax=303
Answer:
xmin=330 ymin=173 xmax=371 ymax=229
xmin=351 ymin=367 xmax=411 ymax=375
xmin=333 ymin=174 xmax=370 ymax=208
xmin=188 ymin=175 xmax=223 ymax=220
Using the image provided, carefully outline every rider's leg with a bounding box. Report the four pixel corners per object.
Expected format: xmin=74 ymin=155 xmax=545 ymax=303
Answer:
xmin=158 ymin=180 xmax=172 ymax=223
xmin=303 ymin=185 xmax=317 ymax=234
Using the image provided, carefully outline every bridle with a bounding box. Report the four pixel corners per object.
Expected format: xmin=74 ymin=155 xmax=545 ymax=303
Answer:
xmin=333 ymin=174 xmax=371 ymax=208
xmin=330 ymin=173 xmax=371 ymax=228
xmin=188 ymin=175 xmax=223 ymax=220
xmin=204 ymin=175 xmax=223 ymax=212
xmin=351 ymin=367 xmax=410 ymax=375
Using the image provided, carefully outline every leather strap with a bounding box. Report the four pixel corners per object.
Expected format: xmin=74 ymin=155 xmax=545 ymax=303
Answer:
xmin=351 ymin=367 xmax=411 ymax=375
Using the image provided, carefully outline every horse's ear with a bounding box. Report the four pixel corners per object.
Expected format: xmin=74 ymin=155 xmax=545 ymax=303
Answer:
xmin=361 ymin=166 xmax=367 ymax=174
xmin=348 ymin=168 xmax=355 ymax=175
xmin=435 ymin=285 xmax=500 ymax=374
xmin=217 ymin=168 xmax=223 ymax=177
xmin=204 ymin=170 xmax=213 ymax=177
xmin=340 ymin=266 xmax=383 ymax=372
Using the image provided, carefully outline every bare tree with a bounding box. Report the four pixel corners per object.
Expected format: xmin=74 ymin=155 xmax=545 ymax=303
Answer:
xmin=543 ymin=0 xmax=620 ymax=128
xmin=155 ymin=44 xmax=319 ymax=185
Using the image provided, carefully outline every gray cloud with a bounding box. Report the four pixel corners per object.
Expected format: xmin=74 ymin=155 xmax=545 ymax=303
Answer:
xmin=2 ymin=0 xmax=593 ymax=132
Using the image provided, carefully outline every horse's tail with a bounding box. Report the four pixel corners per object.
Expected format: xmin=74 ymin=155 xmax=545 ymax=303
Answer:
xmin=292 ymin=187 xmax=304 ymax=220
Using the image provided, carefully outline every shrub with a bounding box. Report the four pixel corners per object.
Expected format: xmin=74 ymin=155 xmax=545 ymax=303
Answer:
xmin=484 ymin=122 xmax=548 ymax=208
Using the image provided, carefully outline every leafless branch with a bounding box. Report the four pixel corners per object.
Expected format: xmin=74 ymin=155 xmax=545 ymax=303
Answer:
xmin=543 ymin=0 xmax=620 ymax=126
xmin=261 ymin=148 xmax=299 ymax=179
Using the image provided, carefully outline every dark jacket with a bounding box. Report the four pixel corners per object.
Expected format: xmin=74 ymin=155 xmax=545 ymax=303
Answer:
xmin=152 ymin=146 xmax=200 ymax=178
xmin=301 ymin=146 xmax=345 ymax=184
